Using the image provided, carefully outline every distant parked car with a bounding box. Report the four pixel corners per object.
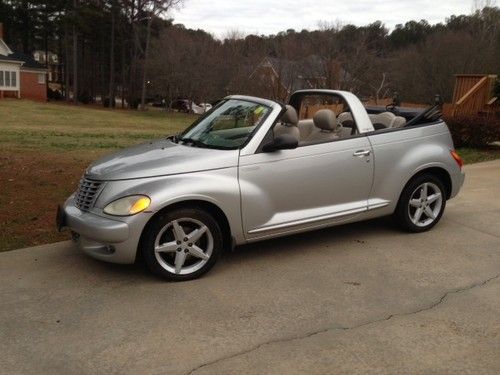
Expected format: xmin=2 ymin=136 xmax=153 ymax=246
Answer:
xmin=191 ymin=102 xmax=213 ymax=114
xmin=58 ymin=89 xmax=465 ymax=281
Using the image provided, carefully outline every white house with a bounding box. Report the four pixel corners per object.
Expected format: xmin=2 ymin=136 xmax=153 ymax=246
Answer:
xmin=0 ymin=36 xmax=21 ymax=98
xmin=0 ymin=23 xmax=47 ymax=101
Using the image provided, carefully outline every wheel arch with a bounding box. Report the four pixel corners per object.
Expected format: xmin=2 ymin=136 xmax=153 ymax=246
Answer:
xmin=138 ymin=199 xmax=233 ymax=260
xmin=400 ymin=167 xmax=452 ymax=203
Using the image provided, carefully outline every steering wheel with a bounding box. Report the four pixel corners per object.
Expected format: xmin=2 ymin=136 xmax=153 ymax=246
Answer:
xmin=385 ymin=103 xmax=400 ymax=116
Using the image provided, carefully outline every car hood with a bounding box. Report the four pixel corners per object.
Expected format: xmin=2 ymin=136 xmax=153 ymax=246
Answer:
xmin=85 ymin=139 xmax=240 ymax=181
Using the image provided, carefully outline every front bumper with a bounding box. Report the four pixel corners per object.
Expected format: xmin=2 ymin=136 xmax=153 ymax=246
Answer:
xmin=58 ymin=196 xmax=151 ymax=264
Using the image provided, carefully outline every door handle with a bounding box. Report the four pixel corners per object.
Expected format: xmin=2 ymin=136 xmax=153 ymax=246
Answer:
xmin=353 ymin=150 xmax=371 ymax=157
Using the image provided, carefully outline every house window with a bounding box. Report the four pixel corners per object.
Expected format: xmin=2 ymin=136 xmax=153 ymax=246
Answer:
xmin=38 ymin=73 xmax=46 ymax=84
xmin=0 ymin=71 xmax=18 ymax=87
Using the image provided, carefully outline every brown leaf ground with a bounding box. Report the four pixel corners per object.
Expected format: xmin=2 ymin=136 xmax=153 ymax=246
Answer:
xmin=0 ymin=150 xmax=90 ymax=250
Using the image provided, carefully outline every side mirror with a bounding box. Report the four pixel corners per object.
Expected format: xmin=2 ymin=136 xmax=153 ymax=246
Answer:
xmin=262 ymin=134 xmax=298 ymax=152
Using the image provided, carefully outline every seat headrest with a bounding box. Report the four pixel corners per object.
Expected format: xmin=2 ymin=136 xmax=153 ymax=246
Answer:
xmin=337 ymin=112 xmax=353 ymax=124
xmin=280 ymin=105 xmax=298 ymax=126
xmin=313 ymin=109 xmax=337 ymax=131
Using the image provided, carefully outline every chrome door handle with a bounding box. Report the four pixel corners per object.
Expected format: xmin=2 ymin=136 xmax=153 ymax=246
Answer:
xmin=353 ymin=150 xmax=371 ymax=157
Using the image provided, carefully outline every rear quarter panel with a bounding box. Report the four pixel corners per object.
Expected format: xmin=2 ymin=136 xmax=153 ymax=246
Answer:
xmin=367 ymin=121 xmax=462 ymax=215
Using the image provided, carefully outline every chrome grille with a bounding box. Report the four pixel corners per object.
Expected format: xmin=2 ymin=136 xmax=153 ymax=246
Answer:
xmin=75 ymin=178 xmax=103 ymax=211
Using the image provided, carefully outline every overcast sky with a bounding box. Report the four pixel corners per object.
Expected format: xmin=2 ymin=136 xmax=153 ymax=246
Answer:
xmin=170 ymin=0 xmax=476 ymax=37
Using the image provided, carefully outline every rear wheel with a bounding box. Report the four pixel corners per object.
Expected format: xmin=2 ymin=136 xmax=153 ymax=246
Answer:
xmin=142 ymin=208 xmax=223 ymax=281
xmin=394 ymin=174 xmax=446 ymax=232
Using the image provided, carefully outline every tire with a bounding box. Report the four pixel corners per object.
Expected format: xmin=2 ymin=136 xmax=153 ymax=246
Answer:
xmin=394 ymin=174 xmax=446 ymax=233
xmin=141 ymin=208 xmax=223 ymax=281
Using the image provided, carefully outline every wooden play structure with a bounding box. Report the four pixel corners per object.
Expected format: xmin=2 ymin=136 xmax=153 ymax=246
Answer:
xmin=451 ymin=74 xmax=497 ymax=117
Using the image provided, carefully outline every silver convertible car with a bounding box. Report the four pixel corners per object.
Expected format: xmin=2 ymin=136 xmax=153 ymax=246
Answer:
xmin=57 ymin=90 xmax=465 ymax=281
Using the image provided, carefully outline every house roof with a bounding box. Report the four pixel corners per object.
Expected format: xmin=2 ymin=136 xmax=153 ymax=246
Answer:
xmin=0 ymin=53 xmax=24 ymax=64
xmin=10 ymin=51 xmax=46 ymax=70
xmin=0 ymin=37 xmax=46 ymax=70
xmin=0 ymin=37 xmax=13 ymax=55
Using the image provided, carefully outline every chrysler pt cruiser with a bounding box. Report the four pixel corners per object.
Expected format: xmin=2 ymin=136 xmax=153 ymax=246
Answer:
xmin=57 ymin=90 xmax=465 ymax=281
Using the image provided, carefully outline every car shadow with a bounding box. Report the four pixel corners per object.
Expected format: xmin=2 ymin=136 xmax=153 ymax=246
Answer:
xmin=223 ymin=217 xmax=396 ymax=263
xmin=75 ymin=216 xmax=397 ymax=282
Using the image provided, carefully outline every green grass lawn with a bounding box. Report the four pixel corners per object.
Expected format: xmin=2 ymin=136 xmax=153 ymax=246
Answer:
xmin=455 ymin=147 xmax=500 ymax=164
xmin=0 ymin=99 xmax=498 ymax=252
xmin=0 ymin=100 xmax=195 ymax=152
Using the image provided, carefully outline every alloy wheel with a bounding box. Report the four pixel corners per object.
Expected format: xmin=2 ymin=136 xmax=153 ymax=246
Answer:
xmin=154 ymin=218 xmax=214 ymax=275
xmin=408 ymin=182 xmax=443 ymax=227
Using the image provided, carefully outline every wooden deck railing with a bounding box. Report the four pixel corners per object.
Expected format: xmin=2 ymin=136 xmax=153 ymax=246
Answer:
xmin=452 ymin=74 xmax=497 ymax=117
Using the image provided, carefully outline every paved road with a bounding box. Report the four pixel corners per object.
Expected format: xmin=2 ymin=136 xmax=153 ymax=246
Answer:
xmin=1 ymin=160 xmax=499 ymax=374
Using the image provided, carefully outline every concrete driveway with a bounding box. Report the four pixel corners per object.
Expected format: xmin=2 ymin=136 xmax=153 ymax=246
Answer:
xmin=1 ymin=160 xmax=499 ymax=374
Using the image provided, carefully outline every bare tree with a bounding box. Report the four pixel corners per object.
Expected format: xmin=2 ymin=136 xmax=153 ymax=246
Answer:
xmin=139 ymin=0 xmax=183 ymax=110
xmin=370 ymin=72 xmax=389 ymax=103
xmin=473 ymin=0 xmax=497 ymax=11
xmin=72 ymin=0 xmax=78 ymax=104
xmin=108 ymin=0 xmax=117 ymax=107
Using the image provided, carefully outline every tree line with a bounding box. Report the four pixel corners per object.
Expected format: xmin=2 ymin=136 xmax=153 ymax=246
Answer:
xmin=0 ymin=1 xmax=499 ymax=107
xmin=0 ymin=0 xmax=182 ymax=108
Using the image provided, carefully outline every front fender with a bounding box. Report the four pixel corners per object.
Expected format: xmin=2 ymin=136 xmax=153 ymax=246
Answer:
xmin=94 ymin=167 xmax=244 ymax=244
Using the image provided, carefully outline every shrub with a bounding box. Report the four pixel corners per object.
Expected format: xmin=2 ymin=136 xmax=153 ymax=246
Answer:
xmin=47 ymin=88 xmax=63 ymax=100
xmin=102 ymin=97 xmax=116 ymax=108
xmin=128 ymin=98 xmax=140 ymax=109
xmin=446 ymin=115 xmax=500 ymax=148
xmin=77 ymin=91 xmax=93 ymax=104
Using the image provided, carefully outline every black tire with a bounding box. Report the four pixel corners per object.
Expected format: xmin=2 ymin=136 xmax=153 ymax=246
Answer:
xmin=141 ymin=208 xmax=223 ymax=281
xmin=394 ymin=174 xmax=446 ymax=233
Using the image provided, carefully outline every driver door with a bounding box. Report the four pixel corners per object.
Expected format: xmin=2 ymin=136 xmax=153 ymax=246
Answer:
xmin=238 ymin=135 xmax=374 ymax=240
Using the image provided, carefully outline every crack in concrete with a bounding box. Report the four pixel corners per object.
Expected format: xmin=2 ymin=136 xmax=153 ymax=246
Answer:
xmin=187 ymin=274 xmax=500 ymax=374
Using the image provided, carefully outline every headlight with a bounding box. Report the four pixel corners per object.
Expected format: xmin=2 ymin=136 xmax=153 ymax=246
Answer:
xmin=103 ymin=195 xmax=151 ymax=216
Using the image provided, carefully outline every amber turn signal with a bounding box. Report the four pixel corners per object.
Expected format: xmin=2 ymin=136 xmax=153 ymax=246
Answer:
xmin=450 ymin=150 xmax=463 ymax=169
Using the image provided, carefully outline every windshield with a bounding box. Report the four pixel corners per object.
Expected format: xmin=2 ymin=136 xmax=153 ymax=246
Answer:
xmin=178 ymin=99 xmax=272 ymax=149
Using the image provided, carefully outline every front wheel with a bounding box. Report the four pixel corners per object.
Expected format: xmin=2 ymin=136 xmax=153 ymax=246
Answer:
xmin=394 ymin=174 xmax=446 ymax=233
xmin=142 ymin=208 xmax=223 ymax=281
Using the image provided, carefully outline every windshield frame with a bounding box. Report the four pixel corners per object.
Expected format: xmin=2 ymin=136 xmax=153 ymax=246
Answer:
xmin=177 ymin=97 xmax=277 ymax=151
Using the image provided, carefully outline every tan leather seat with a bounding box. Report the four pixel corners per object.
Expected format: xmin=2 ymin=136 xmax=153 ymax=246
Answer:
xmin=392 ymin=116 xmax=406 ymax=128
xmin=336 ymin=112 xmax=356 ymax=138
xmin=342 ymin=111 xmax=406 ymax=131
xmin=297 ymin=119 xmax=315 ymax=140
xmin=274 ymin=105 xmax=300 ymax=142
xmin=337 ymin=112 xmax=353 ymax=124
xmin=303 ymin=109 xmax=339 ymax=145
xmin=337 ymin=126 xmax=352 ymax=138
xmin=369 ymin=111 xmax=398 ymax=129
xmin=378 ymin=112 xmax=396 ymax=127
